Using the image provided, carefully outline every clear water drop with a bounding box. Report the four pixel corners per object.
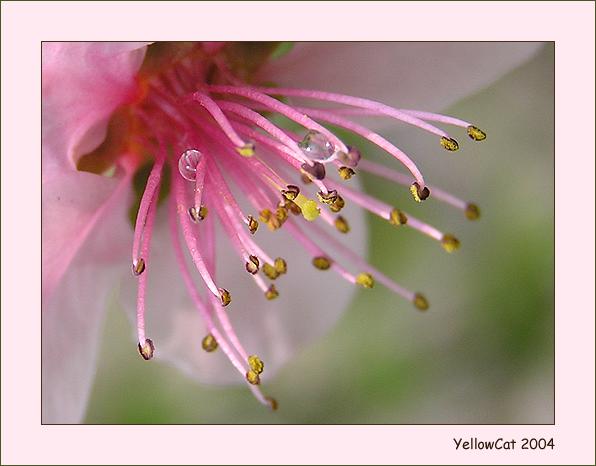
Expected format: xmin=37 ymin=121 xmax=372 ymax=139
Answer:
xmin=298 ymin=130 xmax=335 ymax=162
xmin=178 ymin=149 xmax=203 ymax=181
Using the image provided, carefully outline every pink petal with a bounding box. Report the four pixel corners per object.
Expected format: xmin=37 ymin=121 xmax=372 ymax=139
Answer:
xmin=119 ymin=196 xmax=367 ymax=384
xmin=42 ymin=42 xmax=147 ymax=180
xmin=42 ymin=185 xmax=131 ymax=423
xmin=264 ymin=42 xmax=542 ymax=113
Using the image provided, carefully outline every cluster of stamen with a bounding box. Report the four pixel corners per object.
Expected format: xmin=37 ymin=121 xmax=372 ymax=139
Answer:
xmin=124 ymin=43 xmax=486 ymax=410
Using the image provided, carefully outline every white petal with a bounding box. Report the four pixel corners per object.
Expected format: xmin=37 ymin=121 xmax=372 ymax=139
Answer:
xmin=264 ymin=42 xmax=542 ymax=111
xmin=119 ymin=190 xmax=367 ymax=384
xmin=42 ymin=181 xmax=131 ymax=424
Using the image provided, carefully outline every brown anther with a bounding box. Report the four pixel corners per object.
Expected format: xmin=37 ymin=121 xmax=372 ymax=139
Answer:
xmin=285 ymin=200 xmax=302 ymax=216
xmin=267 ymin=216 xmax=282 ymax=231
xmin=328 ymin=195 xmax=345 ymax=213
xmin=356 ymin=272 xmax=375 ymax=289
xmin=219 ymin=288 xmax=232 ymax=306
xmin=188 ymin=205 xmax=208 ymax=222
xmin=248 ymin=355 xmax=264 ymax=374
xmin=259 ymin=209 xmax=272 ymax=222
xmin=137 ymin=338 xmax=155 ymax=360
xmin=338 ymin=166 xmax=356 ymax=180
xmin=410 ymin=182 xmax=430 ymax=203
xmin=441 ymin=234 xmax=460 ymax=253
xmin=440 ymin=136 xmax=459 ymax=151
xmin=262 ymin=263 xmax=280 ymax=280
xmin=300 ymin=172 xmax=314 ymax=184
xmin=132 ymin=258 xmax=146 ymax=276
xmin=246 ymin=370 xmax=261 ymax=385
xmin=274 ymin=257 xmax=287 ymax=275
xmin=300 ymin=161 xmax=326 ymax=180
xmin=389 ymin=208 xmax=408 ymax=226
xmin=281 ymin=185 xmax=300 ymax=201
xmin=317 ymin=189 xmax=338 ymax=205
xmin=245 ymin=255 xmax=260 ymax=275
xmin=464 ymin=203 xmax=481 ymax=221
xmin=334 ymin=216 xmax=350 ymax=234
xmin=265 ymin=284 xmax=279 ymax=300
xmin=312 ymin=256 xmax=332 ymax=270
xmin=413 ymin=293 xmax=429 ymax=311
xmin=265 ymin=396 xmax=279 ymax=411
xmin=247 ymin=215 xmax=259 ymax=234
xmin=201 ymin=333 xmax=218 ymax=352
xmin=337 ymin=145 xmax=361 ymax=167
xmin=467 ymin=125 xmax=487 ymax=141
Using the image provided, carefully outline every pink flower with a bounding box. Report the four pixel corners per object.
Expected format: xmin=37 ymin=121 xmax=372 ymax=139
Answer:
xmin=42 ymin=42 xmax=539 ymax=423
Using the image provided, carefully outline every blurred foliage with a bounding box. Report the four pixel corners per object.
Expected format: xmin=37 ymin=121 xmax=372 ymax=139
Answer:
xmin=85 ymin=45 xmax=553 ymax=424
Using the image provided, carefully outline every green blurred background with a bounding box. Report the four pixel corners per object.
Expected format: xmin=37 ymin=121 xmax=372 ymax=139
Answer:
xmin=85 ymin=45 xmax=553 ymax=424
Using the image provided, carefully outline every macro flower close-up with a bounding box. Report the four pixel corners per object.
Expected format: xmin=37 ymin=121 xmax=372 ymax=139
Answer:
xmin=41 ymin=41 xmax=552 ymax=424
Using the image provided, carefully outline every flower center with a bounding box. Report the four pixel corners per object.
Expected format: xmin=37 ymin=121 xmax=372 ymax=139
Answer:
xmin=81 ymin=41 xmax=487 ymax=409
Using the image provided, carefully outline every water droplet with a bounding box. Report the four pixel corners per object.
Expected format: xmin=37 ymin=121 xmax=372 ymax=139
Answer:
xmin=178 ymin=149 xmax=203 ymax=181
xmin=298 ymin=130 xmax=335 ymax=162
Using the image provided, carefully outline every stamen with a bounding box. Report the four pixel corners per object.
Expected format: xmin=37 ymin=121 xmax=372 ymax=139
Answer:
xmin=132 ymin=258 xmax=146 ymax=276
xmin=312 ymin=256 xmax=332 ymax=270
xmin=245 ymin=255 xmax=260 ymax=275
xmin=413 ymin=293 xmax=429 ymax=311
xmin=440 ymin=234 xmax=460 ymax=253
xmin=248 ymin=355 xmax=264 ymax=374
xmin=440 ymin=136 xmax=459 ymax=152
xmin=265 ymin=284 xmax=279 ymax=300
xmin=467 ymin=125 xmax=487 ymax=141
xmin=389 ymin=208 xmax=408 ymax=226
xmin=281 ymin=184 xmax=300 ymax=201
xmin=410 ymin=182 xmax=431 ymax=203
xmin=334 ymin=216 xmax=350 ymax=233
xmin=300 ymin=160 xmax=326 ymax=180
xmin=137 ymin=338 xmax=155 ymax=360
xmin=201 ymin=333 xmax=219 ymax=352
xmin=356 ymin=272 xmax=375 ymax=289
xmin=219 ymin=288 xmax=232 ymax=306
xmin=246 ymin=370 xmax=261 ymax=385
xmin=265 ymin=396 xmax=279 ymax=411
xmin=465 ymin=203 xmax=481 ymax=220
xmin=338 ymin=166 xmax=356 ymax=180
xmin=247 ymin=215 xmax=259 ymax=234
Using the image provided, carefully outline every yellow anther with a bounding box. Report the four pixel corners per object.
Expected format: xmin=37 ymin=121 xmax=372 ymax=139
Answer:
xmin=137 ymin=338 xmax=155 ymax=360
xmin=334 ymin=216 xmax=350 ymax=234
xmin=275 ymin=205 xmax=288 ymax=223
xmin=132 ymin=258 xmax=146 ymax=276
xmin=265 ymin=284 xmax=279 ymax=300
xmin=219 ymin=288 xmax=232 ymax=306
xmin=245 ymin=255 xmax=260 ymax=275
xmin=465 ymin=203 xmax=481 ymax=221
xmin=281 ymin=184 xmax=300 ymax=201
xmin=356 ymin=272 xmax=375 ymax=289
xmin=409 ymin=182 xmax=430 ymax=203
xmin=317 ymin=189 xmax=338 ymax=205
xmin=248 ymin=355 xmax=264 ymax=374
xmin=274 ymin=257 xmax=287 ymax=274
xmin=467 ymin=125 xmax=487 ymax=141
xmin=262 ymin=263 xmax=280 ymax=280
xmin=440 ymin=136 xmax=459 ymax=151
xmin=413 ymin=293 xmax=429 ymax=311
xmin=441 ymin=234 xmax=460 ymax=253
xmin=338 ymin=166 xmax=356 ymax=180
xmin=201 ymin=334 xmax=218 ymax=352
xmin=245 ymin=370 xmax=261 ymax=385
xmin=235 ymin=141 xmax=256 ymax=157
xmin=389 ymin=208 xmax=408 ymax=226
xmin=265 ymin=396 xmax=279 ymax=411
xmin=259 ymin=209 xmax=272 ymax=223
xmin=329 ymin=195 xmax=345 ymax=213
xmin=312 ymin=256 xmax=332 ymax=270
xmin=198 ymin=205 xmax=208 ymax=221
xmin=247 ymin=215 xmax=259 ymax=234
